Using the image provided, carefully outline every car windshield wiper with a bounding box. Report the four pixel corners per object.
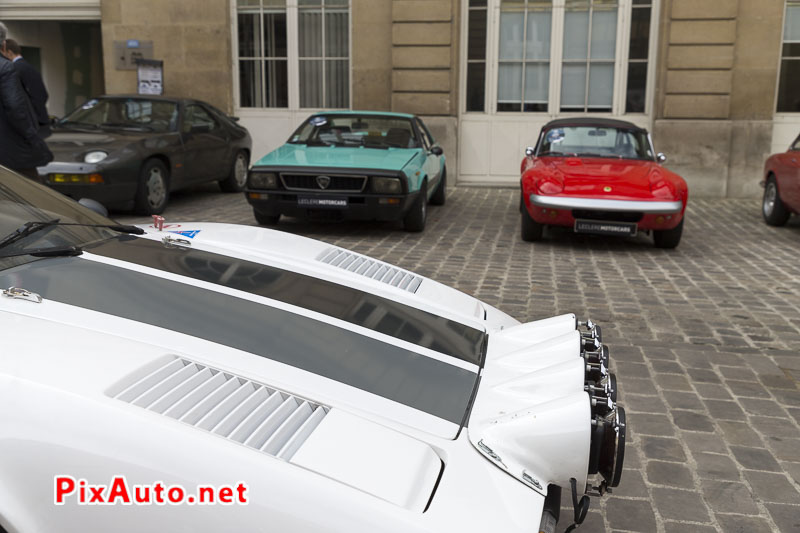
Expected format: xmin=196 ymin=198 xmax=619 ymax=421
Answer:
xmin=100 ymin=122 xmax=153 ymax=131
xmin=538 ymin=150 xmax=574 ymax=157
xmin=59 ymin=121 xmax=98 ymax=129
xmin=0 ymin=245 xmax=83 ymax=259
xmin=575 ymin=152 xmax=619 ymax=159
xmin=361 ymin=141 xmax=390 ymax=149
xmin=0 ymin=220 xmax=144 ymax=251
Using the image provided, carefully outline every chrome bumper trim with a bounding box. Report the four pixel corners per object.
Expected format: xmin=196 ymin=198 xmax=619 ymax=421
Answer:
xmin=529 ymin=195 xmax=683 ymax=214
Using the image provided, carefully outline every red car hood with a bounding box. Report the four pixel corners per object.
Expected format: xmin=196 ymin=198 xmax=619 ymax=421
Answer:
xmin=546 ymin=157 xmax=656 ymax=197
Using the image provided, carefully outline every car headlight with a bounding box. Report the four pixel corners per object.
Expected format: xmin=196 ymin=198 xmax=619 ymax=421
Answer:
xmin=535 ymin=177 xmax=564 ymax=195
xmin=249 ymin=172 xmax=279 ymax=189
xmin=372 ymin=177 xmax=402 ymax=194
xmin=649 ymin=179 xmax=675 ymax=199
xmin=84 ymin=151 xmax=108 ymax=164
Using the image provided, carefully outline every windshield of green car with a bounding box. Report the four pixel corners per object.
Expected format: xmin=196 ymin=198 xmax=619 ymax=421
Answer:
xmin=0 ymin=167 xmax=119 ymax=268
xmin=538 ymin=126 xmax=654 ymax=160
xmin=288 ymin=115 xmax=420 ymax=149
xmin=60 ymin=98 xmax=179 ymax=133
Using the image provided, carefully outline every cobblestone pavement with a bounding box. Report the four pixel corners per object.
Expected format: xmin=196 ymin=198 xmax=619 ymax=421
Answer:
xmin=118 ymin=185 xmax=800 ymax=533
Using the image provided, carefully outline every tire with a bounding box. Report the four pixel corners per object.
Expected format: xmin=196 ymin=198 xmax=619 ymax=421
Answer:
xmin=219 ymin=150 xmax=249 ymax=193
xmin=654 ymin=218 xmax=684 ymax=249
xmin=403 ymin=180 xmax=427 ymax=232
xmin=254 ymin=209 xmax=280 ymax=226
xmin=430 ymin=165 xmax=446 ymax=206
xmin=520 ymin=198 xmax=544 ymax=242
xmin=134 ymin=159 xmax=169 ymax=215
xmin=762 ymin=176 xmax=791 ymax=226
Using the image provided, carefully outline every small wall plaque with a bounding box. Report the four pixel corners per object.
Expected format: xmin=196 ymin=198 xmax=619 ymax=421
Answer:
xmin=113 ymin=40 xmax=153 ymax=70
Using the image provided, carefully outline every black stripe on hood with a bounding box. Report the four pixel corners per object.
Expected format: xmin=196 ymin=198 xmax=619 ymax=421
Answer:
xmin=0 ymin=257 xmax=478 ymax=425
xmin=85 ymin=236 xmax=486 ymax=366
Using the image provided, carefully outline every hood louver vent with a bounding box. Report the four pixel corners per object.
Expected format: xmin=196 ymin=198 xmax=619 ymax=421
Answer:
xmin=110 ymin=356 xmax=328 ymax=461
xmin=317 ymin=247 xmax=423 ymax=293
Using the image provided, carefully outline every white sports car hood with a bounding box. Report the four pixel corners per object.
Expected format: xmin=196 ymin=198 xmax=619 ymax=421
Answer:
xmin=0 ymin=227 xmax=494 ymax=439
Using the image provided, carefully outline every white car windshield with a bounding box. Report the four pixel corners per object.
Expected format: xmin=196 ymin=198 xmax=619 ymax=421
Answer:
xmin=538 ymin=126 xmax=654 ymax=160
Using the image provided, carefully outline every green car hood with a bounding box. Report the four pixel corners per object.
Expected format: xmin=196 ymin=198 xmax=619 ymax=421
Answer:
xmin=254 ymin=144 xmax=421 ymax=172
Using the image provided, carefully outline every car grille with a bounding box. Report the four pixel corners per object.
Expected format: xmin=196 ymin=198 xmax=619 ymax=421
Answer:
xmin=281 ymin=173 xmax=367 ymax=192
xmin=572 ymin=210 xmax=644 ymax=223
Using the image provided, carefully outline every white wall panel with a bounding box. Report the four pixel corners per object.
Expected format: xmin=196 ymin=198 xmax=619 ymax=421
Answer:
xmin=771 ymin=117 xmax=800 ymax=155
xmin=0 ymin=0 xmax=99 ymax=19
xmin=459 ymin=119 xmax=491 ymax=179
xmin=237 ymin=110 xmax=318 ymax=163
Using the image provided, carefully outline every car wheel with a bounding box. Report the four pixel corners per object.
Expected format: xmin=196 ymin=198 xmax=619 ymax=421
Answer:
xmin=762 ymin=176 xmax=791 ymax=226
xmin=254 ymin=209 xmax=280 ymax=226
xmin=430 ymin=165 xmax=446 ymax=206
xmin=134 ymin=159 xmax=169 ymax=215
xmin=403 ymin=180 xmax=427 ymax=232
xmin=520 ymin=198 xmax=544 ymax=242
xmin=653 ymin=218 xmax=684 ymax=249
xmin=219 ymin=150 xmax=249 ymax=193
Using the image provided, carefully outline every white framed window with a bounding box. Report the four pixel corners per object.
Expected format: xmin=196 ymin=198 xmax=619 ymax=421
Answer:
xmin=462 ymin=0 xmax=657 ymax=116
xmin=234 ymin=0 xmax=350 ymax=110
xmin=465 ymin=1 xmax=489 ymax=111
xmin=777 ymin=0 xmax=800 ymax=112
xmin=625 ymin=0 xmax=652 ymax=113
xmin=560 ymin=0 xmax=618 ymax=113
xmin=496 ymin=1 xmax=552 ymax=112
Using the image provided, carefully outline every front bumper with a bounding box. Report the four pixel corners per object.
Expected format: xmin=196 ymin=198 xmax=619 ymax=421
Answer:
xmin=37 ymin=161 xmax=138 ymax=210
xmin=529 ymin=194 xmax=683 ymax=214
xmin=246 ymin=189 xmax=421 ymax=222
xmin=527 ymin=194 xmax=684 ymax=230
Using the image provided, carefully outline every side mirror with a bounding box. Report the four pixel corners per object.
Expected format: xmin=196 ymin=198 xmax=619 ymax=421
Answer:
xmin=191 ymin=124 xmax=212 ymax=134
xmin=430 ymin=146 xmax=443 ymax=156
xmin=78 ymin=198 xmax=109 ymax=217
xmin=525 ymin=146 xmax=535 ymax=157
xmin=656 ymin=153 xmax=667 ymax=163
xmin=228 ymin=116 xmax=240 ymax=122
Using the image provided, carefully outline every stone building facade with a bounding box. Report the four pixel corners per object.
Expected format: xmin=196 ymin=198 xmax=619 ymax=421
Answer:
xmin=0 ymin=0 xmax=797 ymax=198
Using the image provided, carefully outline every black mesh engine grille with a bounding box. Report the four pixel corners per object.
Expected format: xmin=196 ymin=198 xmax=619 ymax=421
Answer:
xmin=281 ymin=174 xmax=366 ymax=192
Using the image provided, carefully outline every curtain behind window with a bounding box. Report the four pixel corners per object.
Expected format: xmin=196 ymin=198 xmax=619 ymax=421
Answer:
xmin=497 ymin=1 xmax=552 ymax=112
xmin=237 ymin=1 xmax=288 ymax=108
xmin=560 ymin=0 xmax=617 ymax=112
xmin=299 ymin=1 xmax=349 ymax=108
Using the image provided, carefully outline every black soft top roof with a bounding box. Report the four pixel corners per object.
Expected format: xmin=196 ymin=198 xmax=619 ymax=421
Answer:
xmin=542 ymin=117 xmax=647 ymax=133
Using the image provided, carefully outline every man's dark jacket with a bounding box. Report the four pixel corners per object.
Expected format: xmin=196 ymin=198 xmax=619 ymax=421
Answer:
xmin=0 ymin=55 xmax=52 ymax=170
xmin=13 ymin=57 xmax=50 ymax=133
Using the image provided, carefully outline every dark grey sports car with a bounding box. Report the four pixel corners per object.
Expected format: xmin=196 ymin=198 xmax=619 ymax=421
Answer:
xmin=37 ymin=95 xmax=252 ymax=214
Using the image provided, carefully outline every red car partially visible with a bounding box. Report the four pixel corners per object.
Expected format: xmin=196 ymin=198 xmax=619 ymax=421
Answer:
xmin=520 ymin=119 xmax=688 ymax=248
xmin=761 ymin=134 xmax=800 ymax=226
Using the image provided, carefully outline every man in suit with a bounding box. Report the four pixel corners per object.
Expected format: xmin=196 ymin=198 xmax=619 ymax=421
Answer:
xmin=0 ymin=22 xmax=53 ymax=180
xmin=2 ymin=38 xmax=50 ymax=138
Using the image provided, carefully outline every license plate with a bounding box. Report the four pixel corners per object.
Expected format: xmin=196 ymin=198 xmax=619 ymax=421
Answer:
xmin=574 ymin=219 xmax=637 ymax=236
xmin=297 ymin=196 xmax=348 ymax=209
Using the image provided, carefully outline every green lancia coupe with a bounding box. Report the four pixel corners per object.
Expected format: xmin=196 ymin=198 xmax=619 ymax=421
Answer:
xmin=245 ymin=111 xmax=446 ymax=232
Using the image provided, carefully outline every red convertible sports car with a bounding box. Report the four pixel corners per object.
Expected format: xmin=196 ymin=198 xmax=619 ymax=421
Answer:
xmin=761 ymin=133 xmax=800 ymax=226
xmin=520 ymin=118 xmax=688 ymax=248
